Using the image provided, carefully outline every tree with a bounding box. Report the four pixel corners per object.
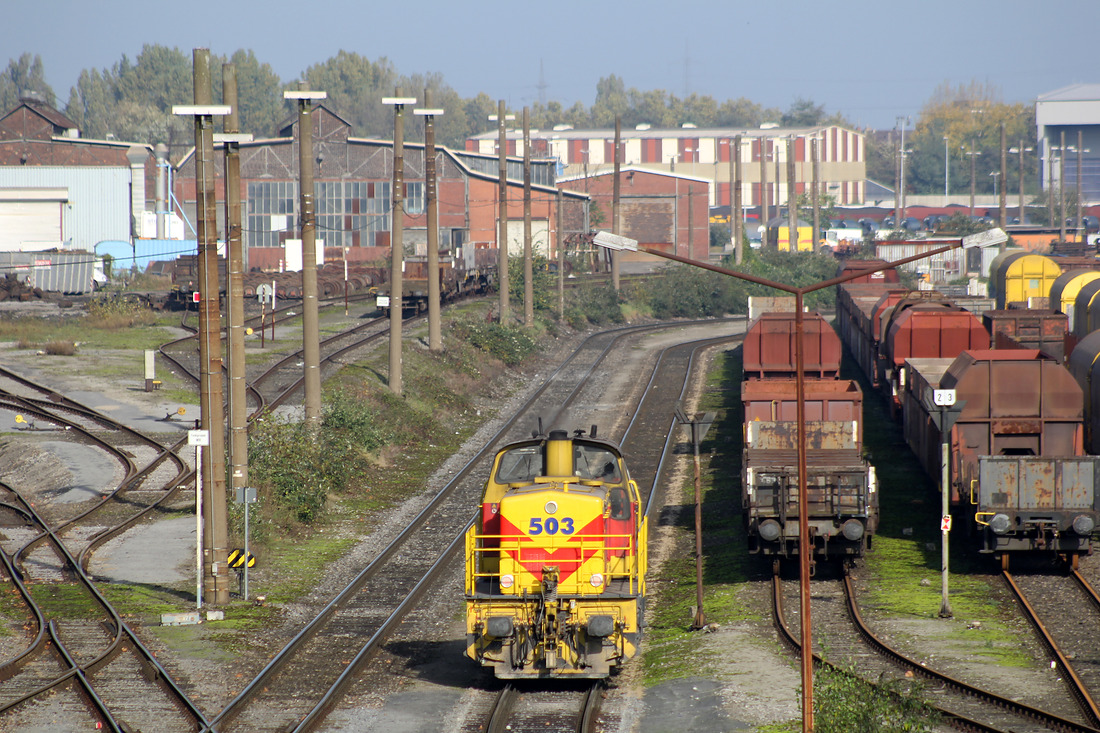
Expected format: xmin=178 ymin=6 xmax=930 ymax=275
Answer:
xmin=905 ymin=81 xmax=1036 ymax=195
xmin=782 ymin=97 xmax=827 ymax=127
xmin=227 ymin=49 xmax=284 ymax=138
xmin=65 ymin=68 xmax=113 ymax=138
xmin=0 ymin=53 xmax=55 ymax=111
xmin=304 ymin=51 xmax=399 ymax=137
xmin=716 ymin=97 xmax=777 ymax=128
xmin=592 ymin=75 xmax=628 ymax=127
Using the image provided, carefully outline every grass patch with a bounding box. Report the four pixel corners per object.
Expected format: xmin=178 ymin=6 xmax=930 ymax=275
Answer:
xmin=641 ymin=344 xmax=769 ymax=687
xmin=29 ymin=584 xmax=103 ymax=620
xmin=841 ymin=333 xmax=1034 ymax=669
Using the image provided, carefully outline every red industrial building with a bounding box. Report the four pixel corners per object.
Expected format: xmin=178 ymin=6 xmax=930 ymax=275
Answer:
xmin=173 ymin=105 xmax=590 ymax=271
xmin=557 ymin=167 xmax=710 ymax=263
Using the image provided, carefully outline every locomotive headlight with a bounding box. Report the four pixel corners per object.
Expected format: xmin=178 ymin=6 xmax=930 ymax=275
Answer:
xmin=841 ymin=519 xmax=865 ymax=541
xmin=989 ymin=513 xmax=1012 ymax=535
xmin=1073 ymin=514 xmax=1095 ymax=536
xmin=590 ymin=573 xmax=605 ymax=588
xmin=545 ymin=500 xmax=559 ymax=514
xmin=758 ymin=519 xmax=781 ymax=542
xmin=499 ymin=574 xmax=514 ymax=589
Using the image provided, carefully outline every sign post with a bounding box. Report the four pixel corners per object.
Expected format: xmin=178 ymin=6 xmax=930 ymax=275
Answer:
xmin=257 ymin=283 xmax=274 ymax=349
xmin=927 ymin=388 xmax=959 ymax=618
xmin=188 ymin=429 xmax=209 ymax=609
xmin=234 ymin=486 xmax=258 ymax=599
xmin=674 ymin=405 xmax=715 ymax=630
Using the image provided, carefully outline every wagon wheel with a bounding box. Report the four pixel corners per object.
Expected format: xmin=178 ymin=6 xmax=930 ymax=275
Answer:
xmin=1000 ymin=553 xmax=1010 ymax=571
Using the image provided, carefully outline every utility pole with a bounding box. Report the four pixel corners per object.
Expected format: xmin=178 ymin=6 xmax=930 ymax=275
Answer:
xmin=1018 ymin=141 xmax=1027 ymax=224
xmin=759 ymin=138 xmax=768 ymax=248
xmin=415 ymin=91 xmax=444 ymax=351
xmin=383 ymin=89 xmax=417 ymax=395
xmin=811 ymin=136 xmax=820 ymax=252
xmin=787 ymin=137 xmax=796 ymax=251
xmin=173 ymin=48 xmax=230 ymax=606
xmin=1077 ymin=130 xmax=1085 ymax=238
xmin=733 ymin=135 xmax=743 ymax=264
xmin=284 ymin=81 xmax=326 ymax=430
xmin=964 ymin=146 xmax=981 ymax=217
xmin=999 ymin=123 xmax=1007 ymax=234
xmin=612 ymin=116 xmax=621 ymax=291
xmin=774 ymin=150 xmax=782 ymax=241
xmin=897 ymin=116 xmax=909 ymax=225
xmin=523 ymin=107 xmax=534 ymax=327
xmin=557 ymin=189 xmax=564 ymax=319
xmin=1060 ymin=131 xmax=1067 ymax=244
xmin=491 ymin=101 xmax=514 ymax=323
xmin=218 ymin=63 xmax=253 ymax=497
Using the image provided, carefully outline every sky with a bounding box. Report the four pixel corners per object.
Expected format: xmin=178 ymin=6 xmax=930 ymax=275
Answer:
xmin=6 ymin=0 xmax=1096 ymax=131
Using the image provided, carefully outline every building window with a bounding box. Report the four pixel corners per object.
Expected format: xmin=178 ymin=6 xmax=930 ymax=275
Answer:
xmin=246 ymin=181 xmax=296 ymax=249
xmin=404 ymin=181 xmax=424 ymax=215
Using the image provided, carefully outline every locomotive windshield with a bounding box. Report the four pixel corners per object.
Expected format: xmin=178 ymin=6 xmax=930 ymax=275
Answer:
xmin=574 ymin=444 xmax=621 ymax=481
xmin=493 ymin=442 xmax=623 ymax=483
xmin=496 ymin=446 xmax=542 ymax=483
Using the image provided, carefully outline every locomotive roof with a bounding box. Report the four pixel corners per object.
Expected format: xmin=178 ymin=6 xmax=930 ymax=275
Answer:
xmin=499 ymin=432 xmax=625 ymax=453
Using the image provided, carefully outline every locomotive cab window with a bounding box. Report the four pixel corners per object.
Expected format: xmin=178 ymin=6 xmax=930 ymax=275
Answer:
xmin=608 ymin=486 xmax=630 ymax=520
xmin=575 ymin=445 xmax=621 ymax=481
xmin=495 ymin=446 xmax=543 ymax=483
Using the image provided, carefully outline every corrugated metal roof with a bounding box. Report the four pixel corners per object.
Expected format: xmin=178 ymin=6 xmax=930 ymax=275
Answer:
xmin=0 ymin=167 xmax=131 ymax=250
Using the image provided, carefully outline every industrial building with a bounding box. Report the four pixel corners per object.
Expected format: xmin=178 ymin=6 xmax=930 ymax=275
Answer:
xmin=172 ymin=104 xmax=592 ymax=271
xmin=467 ymin=123 xmax=866 ymax=210
xmin=0 ymin=94 xmax=157 ymax=256
xmin=558 ymin=167 xmax=710 ymax=262
xmin=1036 ymin=84 xmax=1100 ymax=203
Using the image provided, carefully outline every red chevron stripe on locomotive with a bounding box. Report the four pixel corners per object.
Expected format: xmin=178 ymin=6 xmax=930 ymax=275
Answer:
xmin=498 ymin=515 xmax=604 ymax=583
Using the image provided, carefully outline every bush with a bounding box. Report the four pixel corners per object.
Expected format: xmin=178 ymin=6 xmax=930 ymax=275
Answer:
xmin=812 ymin=665 xmax=938 ymax=733
xmin=86 ymin=292 xmax=156 ymax=328
xmin=43 ymin=340 xmax=76 ymax=355
xmin=646 ymin=266 xmax=742 ymax=318
xmin=449 ymin=316 xmax=538 ymax=365
xmin=247 ymin=398 xmax=374 ymax=525
xmin=507 ymin=253 xmax=557 ymax=313
xmin=567 ymin=282 xmax=624 ymax=326
xmin=322 ymin=388 xmax=389 ymax=452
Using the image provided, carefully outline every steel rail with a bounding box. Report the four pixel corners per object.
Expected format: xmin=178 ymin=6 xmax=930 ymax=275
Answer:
xmin=485 ymin=683 xmax=516 ymax=733
xmin=0 ymin=480 xmax=212 ymax=730
xmin=208 ymin=319 xmax=728 ymax=732
xmin=1003 ymin=570 xmax=1100 ymax=728
xmin=202 ymin=321 xmax=670 ymax=731
xmin=772 ymin=571 xmax=1018 ymax=733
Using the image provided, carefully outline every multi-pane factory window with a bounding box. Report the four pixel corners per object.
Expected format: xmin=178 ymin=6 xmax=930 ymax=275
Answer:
xmin=404 ymin=182 xmax=424 ymax=215
xmin=246 ymin=181 xmax=296 ymax=249
xmin=247 ymin=180 xmax=393 ymax=249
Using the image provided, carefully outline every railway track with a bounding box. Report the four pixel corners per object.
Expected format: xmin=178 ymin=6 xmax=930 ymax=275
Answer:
xmin=772 ymin=565 xmax=1100 ymax=732
xmin=204 ymin=319 xmax=742 ymax=732
xmin=1004 ymin=568 xmax=1100 ymax=728
xmin=0 ymin=478 xmax=209 ymax=731
xmin=1 ymin=283 xmax=729 ymax=730
xmin=485 ymin=681 xmax=604 ymax=733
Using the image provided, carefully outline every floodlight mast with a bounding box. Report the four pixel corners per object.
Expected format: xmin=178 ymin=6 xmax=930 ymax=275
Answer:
xmin=593 ymin=228 xmax=1004 ymax=733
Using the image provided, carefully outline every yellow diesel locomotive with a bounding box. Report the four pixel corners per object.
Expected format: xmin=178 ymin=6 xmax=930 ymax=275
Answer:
xmin=464 ymin=427 xmax=647 ymax=679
